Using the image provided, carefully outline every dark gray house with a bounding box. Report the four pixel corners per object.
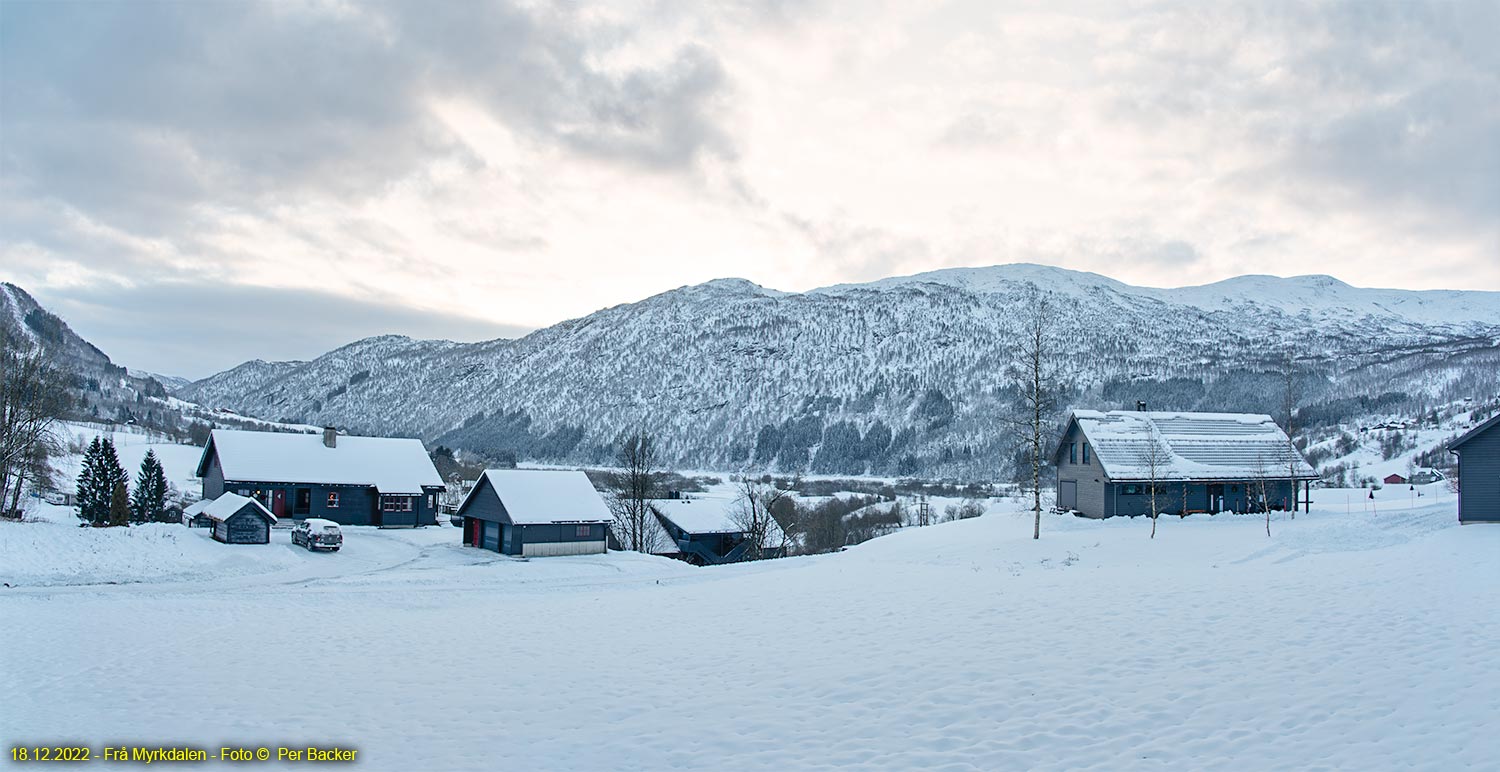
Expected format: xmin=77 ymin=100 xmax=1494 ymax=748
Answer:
xmin=457 ymin=470 xmax=612 ymax=556
xmin=650 ymin=497 xmax=786 ymax=565
xmin=196 ymin=427 xmax=444 ymax=527
xmin=202 ymin=492 xmax=277 ymax=544
xmin=1449 ymin=413 xmax=1500 ymax=524
xmin=1055 ymin=410 xmax=1318 ymax=518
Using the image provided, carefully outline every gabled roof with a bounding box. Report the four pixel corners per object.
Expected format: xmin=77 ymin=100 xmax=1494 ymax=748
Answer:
xmin=196 ymin=429 xmax=443 ymax=494
xmin=1449 ymin=412 xmax=1500 ymax=452
xmin=1059 ymin=410 xmax=1317 ymax=482
xmin=652 ymin=496 xmax=786 ymax=548
xmin=457 ymin=469 xmax=612 ymax=525
xmin=202 ymin=492 xmax=277 ymax=524
xmin=183 ymin=499 xmax=213 ymax=517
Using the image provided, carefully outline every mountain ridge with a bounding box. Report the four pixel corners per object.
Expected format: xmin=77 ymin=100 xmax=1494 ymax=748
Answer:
xmin=173 ymin=264 xmax=1500 ymax=477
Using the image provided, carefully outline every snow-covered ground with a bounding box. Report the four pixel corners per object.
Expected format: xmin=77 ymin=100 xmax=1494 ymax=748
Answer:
xmin=2 ymin=483 xmax=1495 ymax=770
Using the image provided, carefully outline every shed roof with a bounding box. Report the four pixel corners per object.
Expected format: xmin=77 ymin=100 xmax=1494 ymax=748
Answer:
xmin=1449 ymin=412 xmax=1500 ymax=452
xmin=1062 ymin=410 xmax=1317 ymax=482
xmin=652 ymin=495 xmax=786 ymax=548
xmin=202 ymin=492 xmax=277 ymax=524
xmin=197 ymin=429 xmax=443 ymax=494
xmin=460 ymin=470 xmax=613 ymax=525
xmin=183 ymin=499 xmax=212 ymax=517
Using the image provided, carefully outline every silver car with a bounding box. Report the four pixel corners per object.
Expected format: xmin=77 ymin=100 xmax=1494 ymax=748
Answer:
xmin=291 ymin=518 xmax=343 ymax=552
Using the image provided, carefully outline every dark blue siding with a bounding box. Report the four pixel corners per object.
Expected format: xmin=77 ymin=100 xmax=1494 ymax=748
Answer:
xmin=1456 ymin=423 xmax=1500 ymax=523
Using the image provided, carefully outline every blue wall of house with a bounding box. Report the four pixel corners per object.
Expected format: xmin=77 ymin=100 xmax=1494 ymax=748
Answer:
xmin=1456 ymin=422 xmax=1500 ymax=523
xmin=201 ymin=447 xmax=438 ymax=527
xmin=458 ymin=477 xmax=609 ymax=554
xmin=1104 ymin=480 xmax=1299 ymax=517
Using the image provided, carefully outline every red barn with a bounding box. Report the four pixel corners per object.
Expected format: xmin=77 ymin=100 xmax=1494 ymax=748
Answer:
xmin=1384 ymin=473 xmax=1407 ymax=485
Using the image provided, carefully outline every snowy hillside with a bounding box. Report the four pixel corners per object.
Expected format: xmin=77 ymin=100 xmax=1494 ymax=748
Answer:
xmin=3 ymin=487 xmax=1495 ymax=770
xmin=173 ymin=265 xmax=1500 ymax=476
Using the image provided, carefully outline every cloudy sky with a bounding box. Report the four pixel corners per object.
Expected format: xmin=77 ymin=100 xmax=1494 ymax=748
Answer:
xmin=2 ymin=0 xmax=1497 ymax=379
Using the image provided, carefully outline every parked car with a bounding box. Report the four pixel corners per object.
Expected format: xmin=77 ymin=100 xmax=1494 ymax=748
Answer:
xmin=291 ymin=518 xmax=343 ymax=552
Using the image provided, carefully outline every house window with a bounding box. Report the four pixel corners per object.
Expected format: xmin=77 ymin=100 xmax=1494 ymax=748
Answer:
xmin=1082 ymin=444 xmax=1090 ymax=464
xmin=575 ymin=525 xmax=592 ymax=538
xmin=383 ymin=496 xmax=413 ymax=512
xmin=1069 ymin=443 xmax=1078 ymax=465
xmin=327 ymin=492 xmax=340 ymax=509
xmin=428 ymin=494 xmax=437 ymax=510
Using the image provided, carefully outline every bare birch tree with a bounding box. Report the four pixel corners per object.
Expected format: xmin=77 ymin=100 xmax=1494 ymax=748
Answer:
xmin=609 ymin=431 xmax=665 ymax=553
xmin=1142 ymin=432 xmax=1172 ymax=539
xmin=1005 ymin=287 xmax=1060 ymax=540
xmin=1251 ymin=453 xmax=1274 ymax=537
xmin=1 ymin=332 xmax=70 ymax=517
xmin=1279 ymin=354 xmax=1305 ymax=519
xmin=731 ymin=476 xmax=796 ymax=560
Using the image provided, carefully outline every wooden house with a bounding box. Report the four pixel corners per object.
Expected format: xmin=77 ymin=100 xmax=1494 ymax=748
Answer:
xmin=1054 ymin=410 xmax=1318 ymax=519
xmin=202 ymin=492 xmax=277 ymax=544
xmin=182 ymin=499 xmax=213 ymax=528
xmin=196 ymin=427 xmax=444 ymax=527
xmin=1383 ymin=473 xmax=1408 ymax=486
xmin=1449 ymin=413 xmax=1500 ymax=524
xmin=456 ymin=470 xmax=611 ymax=557
xmin=650 ymin=497 xmax=786 ymax=565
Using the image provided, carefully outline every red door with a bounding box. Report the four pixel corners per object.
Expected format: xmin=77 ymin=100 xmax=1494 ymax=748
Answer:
xmin=272 ymin=489 xmax=286 ymax=519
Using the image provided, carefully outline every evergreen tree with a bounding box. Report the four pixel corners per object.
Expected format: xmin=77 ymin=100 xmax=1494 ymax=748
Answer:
xmin=76 ymin=437 xmax=107 ymax=525
xmin=108 ymin=479 xmax=130 ymax=527
xmin=130 ymin=450 xmax=168 ymax=523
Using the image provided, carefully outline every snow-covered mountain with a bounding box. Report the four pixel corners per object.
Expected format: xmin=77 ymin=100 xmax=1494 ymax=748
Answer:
xmin=175 ymin=264 xmax=1500 ymax=477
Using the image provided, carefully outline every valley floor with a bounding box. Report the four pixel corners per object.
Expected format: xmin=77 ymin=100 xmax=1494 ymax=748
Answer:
xmin=2 ymin=488 xmax=1497 ymax=771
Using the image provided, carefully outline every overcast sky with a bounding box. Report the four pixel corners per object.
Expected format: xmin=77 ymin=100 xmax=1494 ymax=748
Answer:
xmin=3 ymin=0 xmax=1497 ymax=379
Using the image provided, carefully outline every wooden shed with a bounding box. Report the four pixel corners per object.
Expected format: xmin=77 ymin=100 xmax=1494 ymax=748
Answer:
xmin=202 ymin=492 xmax=278 ymax=544
xmin=456 ymin=470 xmax=611 ymax=557
xmin=182 ymin=499 xmax=214 ymax=528
xmin=1449 ymin=413 xmax=1500 ymax=524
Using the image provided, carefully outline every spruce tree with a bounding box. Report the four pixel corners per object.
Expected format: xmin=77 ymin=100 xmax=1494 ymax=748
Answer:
xmin=131 ymin=450 xmax=168 ymax=523
xmin=108 ymin=479 xmax=130 ymax=527
xmin=76 ymin=437 xmax=108 ymax=525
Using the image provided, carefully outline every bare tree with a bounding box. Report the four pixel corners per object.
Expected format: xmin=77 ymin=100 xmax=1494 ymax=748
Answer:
xmin=609 ymin=431 xmax=665 ymax=553
xmin=1 ymin=332 xmax=70 ymax=518
xmin=1005 ymin=287 xmax=1060 ymax=540
xmin=730 ymin=476 xmax=795 ymax=560
xmin=1251 ymin=453 xmax=1274 ymax=538
xmin=1279 ymin=356 xmax=1305 ymax=519
xmin=1142 ymin=431 xmax=1172 ymax=539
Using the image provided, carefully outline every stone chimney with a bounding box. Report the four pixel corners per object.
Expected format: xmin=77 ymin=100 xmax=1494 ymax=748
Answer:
xmin=323 ymin=426 xmax=338 ymax=448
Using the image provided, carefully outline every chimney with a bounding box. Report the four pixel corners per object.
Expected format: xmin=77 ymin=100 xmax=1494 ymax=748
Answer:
xmin=1136 ymin=401 xmax=1148 ymax=412
xmin=323 ymin=426 xmax=338 ymax=448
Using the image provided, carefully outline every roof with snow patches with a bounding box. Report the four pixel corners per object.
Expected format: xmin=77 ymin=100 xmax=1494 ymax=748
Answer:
xmin=652 ymin=495 xmax=786 ymax=548
xmin=202 ymin=492 xmax=277 ymax=524
xmin=196 ymin=429 xmax=443 ymax=495
xmin=1061 ymin=410 xmax=1317 ymax=482
xmin=459 ymin=469 xmax=613 ymax=525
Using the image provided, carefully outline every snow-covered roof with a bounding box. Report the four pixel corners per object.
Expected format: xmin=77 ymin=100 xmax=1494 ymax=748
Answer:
xmin=652 ymin=496 xmax=786 ymax=548
xmin=652 ymin=497 xmax=743 ymax=534
xmin=303 ymin=518 xmax=341 ymax=530
xmin=198 ymin=429 xmax=442 ymax=494
xmin=183 ymin=499 xmax=212 ymax=517
xmin=461 ymin=470 xmax=612 ymax=525
xmin=202 ymin=492 xmax=277 ymax=524
xmin=1065 ymin=410 xmax=1317 ymax=482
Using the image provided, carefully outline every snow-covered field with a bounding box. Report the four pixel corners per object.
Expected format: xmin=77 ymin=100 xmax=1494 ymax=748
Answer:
xmin=2 ymin=486 xmax=1496 ymax=771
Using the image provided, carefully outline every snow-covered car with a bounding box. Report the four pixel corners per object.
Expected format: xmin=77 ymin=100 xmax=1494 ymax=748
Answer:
xmin=291 ymin=518 xmax=343 ymax=552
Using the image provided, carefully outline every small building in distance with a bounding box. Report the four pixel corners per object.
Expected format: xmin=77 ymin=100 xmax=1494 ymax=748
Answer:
xmin=1449 ymin=413 xmax=1500 ymax=524
xmin=651 ymin=497 xmax=786 ymax=565
xmin=182 ymin=498 xmax=213 ymax=528
xmin=456 ymin=470 xmax=612 ymax=557
xmin=1054 ymin=410 xmax=1318 ymax=519
xmin=196 ymin=427 xmax=444 ymax=527
xmin=1383 ymin=473 xmax=1408 ymax=486
xmin=203 ymin=492 xmax=277 ymax=544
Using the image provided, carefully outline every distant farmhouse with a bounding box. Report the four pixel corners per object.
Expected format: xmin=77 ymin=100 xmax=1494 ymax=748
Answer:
xmin=456 ymin=470 xmax=612 ymax=557
xmin=1449 ymin=413 xmax=1500 ymax=524
xmin=1055 ymin=410 xmax=1317 ymax=518
xmin=649 ymin=497 xmax=786 ymax=565
xmin=196 ymin=428 xmax=444 ymax=527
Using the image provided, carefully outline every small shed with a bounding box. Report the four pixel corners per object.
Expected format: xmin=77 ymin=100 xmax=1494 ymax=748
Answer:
xmin=1383 ymin=473 xmax=1408 ymax=486
xmin=203 ymin=492 xmax=278 ymax=544
xmin=456 ymin=470 xmax=611 ymax=557
xmin=182 ymin=499 xmax=213 ymax=528
xmin=1449 ymin=413 xmax=1500 ymax=524
xmin=651 ymin=497 xmax=786 ymax=565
